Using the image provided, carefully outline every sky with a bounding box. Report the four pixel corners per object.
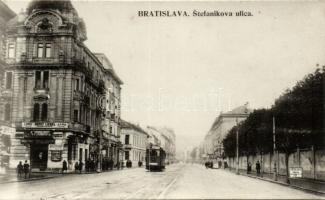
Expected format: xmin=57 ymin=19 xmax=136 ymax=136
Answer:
xmin=6 ymin=0 xmax=325 ymax=152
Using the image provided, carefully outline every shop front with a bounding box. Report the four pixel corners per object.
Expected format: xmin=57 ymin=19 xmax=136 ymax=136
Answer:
xmin=21 ymin=131 xmax=55 ymax=171
xmin=9 ymin=122 xmax=90 ymax=171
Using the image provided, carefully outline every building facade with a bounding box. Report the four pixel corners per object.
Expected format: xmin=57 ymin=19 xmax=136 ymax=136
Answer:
xmin=146 ymin=126 xmax=176 ymax=164
xmin=94 ymin=53 xmax=123 ymax=168
xmin=0 ymin=0 xmax=122 ymax=171
xmin=0 ymin=0 xmax=16 ymax=169
xmin=120 ymin=120 xmax=148 ymax=166
xmin=202 ymin=103 xmax=251 ymax=160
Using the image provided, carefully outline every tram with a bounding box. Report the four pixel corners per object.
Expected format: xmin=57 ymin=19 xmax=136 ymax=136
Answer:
xmin=145 ymin=145 xmax=166 ymax=171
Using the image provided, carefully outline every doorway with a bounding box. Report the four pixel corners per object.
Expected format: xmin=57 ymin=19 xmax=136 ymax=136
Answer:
xmin=30 ymin=144 xmax=48 ymax=171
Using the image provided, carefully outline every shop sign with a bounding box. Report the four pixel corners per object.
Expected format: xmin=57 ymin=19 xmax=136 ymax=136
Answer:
xmin=22 ymin=122 xmax=69 ymax=129
xmin=289 ymin=167 xmax=302 ymax=178
xmin=53 ymin=133 xmax=63 ymax=139
xmin=51 ymin=150 xmax=62 ymax=162
xmin=0 ymin=126 xmax=15 ymax=136
xmin=21 ymin=138 xmax=55 ymax=144
xmin=27 ymin=131 xmax=51 ymax=137
xmin=49 ymin=144 xmax=63 ymax=151
xmin=15 ymin=132 xmax=24 ymax=138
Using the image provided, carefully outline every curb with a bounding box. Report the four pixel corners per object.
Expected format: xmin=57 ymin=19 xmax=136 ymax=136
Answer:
xmin=0 ymin=167 xmax=135 ymax=184
xmin=0 ymin=175 xmax=57 ymax=184
xmin=231 ymin=170 xmax=325 ymax=196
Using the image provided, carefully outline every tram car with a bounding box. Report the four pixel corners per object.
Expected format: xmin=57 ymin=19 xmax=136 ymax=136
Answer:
xmin=145 ymin=145 xmax=166 ymax=171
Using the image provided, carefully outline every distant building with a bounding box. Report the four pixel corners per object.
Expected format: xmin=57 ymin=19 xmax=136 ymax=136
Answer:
xmin=202 ymin=103 xmax=251 ymax=160
xmin=120 ymin=120 xmax=148 ymax=166
xmin=146 ymin=126 xmax=176 ymax=164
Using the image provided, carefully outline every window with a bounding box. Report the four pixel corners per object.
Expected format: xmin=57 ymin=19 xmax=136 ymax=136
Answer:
xmin=125 ymin=151 xmax=129 ymax=160
xmin=41 ymin=103 xmax=48 ymax=121
xmin=79 ymin=148 xmax=83 ymax=161
xmin=33 ymin=103 xmax=40 ymax=121
xmin=33 ymin=103 xmax=48 ymax=121
xmin=4 ymin=104 xmax=10 ymax=121
xmin=45 ymin=43 xmax=51 ymax=58
xmin=35 ymin=71 xmax=41 ymax=88
xmin=73 ymin=145 xmax=77 ymax=160
xmin=35 ymin=71 xmax=49 ymax=89
xmin=5 ymin=72 xmax=12 ymax=89
xmin=8 ymin=43 xmax=15 ymax=58
xmin=37 ymin=43 xmax=52 ymax=58
xmin=43 ymin=71 xmax=49 ymax=88
xmin=37 ymin=43 xmax=44 ymax=58
xmin=125 ymin=135 xmax=129 ymax=145
xmin=74 ymin=110 xmax=79 ymax=122
xmin=75 ymin=79 xmax=79 ymax=91
xmin=85 ymin=149 xmax=88 ymax=161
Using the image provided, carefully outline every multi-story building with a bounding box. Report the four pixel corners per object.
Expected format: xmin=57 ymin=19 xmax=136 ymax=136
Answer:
xmin=202 ymin=103 xmax=251 ymax=161
xmin=120 ymin=120 xmax=148 ymax=166
xmin=0 ymin=0 xmax=16 ymax=169
xmin=1 ymin=0 xmax=122 ymax=171
xmin=94 ymin=53 xmax=123 ymax=167
xmin=157 ymin=127 xmax=176 ymax=164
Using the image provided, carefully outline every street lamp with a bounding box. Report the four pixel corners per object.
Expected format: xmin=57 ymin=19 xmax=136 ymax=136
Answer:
xmin=236 ymin=117 xmax=239 ymax=175
xmin=273 ymin=116 xmax=278 ymax=181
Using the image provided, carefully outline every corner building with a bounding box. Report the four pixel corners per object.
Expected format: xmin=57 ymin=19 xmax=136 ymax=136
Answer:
xmin=1 ymin=0 xmax=122 ymax=171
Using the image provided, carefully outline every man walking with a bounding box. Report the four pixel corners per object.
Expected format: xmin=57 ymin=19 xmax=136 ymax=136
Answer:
xmin=62 ymin=160 xmax=67 ymax=174
xmin=256 ymin=160 xmax=261 ymax=176
xmin=17 ymin=161 xmax=23 ymax=178
xmin=23 ymin=160 xmax=30 ymax=179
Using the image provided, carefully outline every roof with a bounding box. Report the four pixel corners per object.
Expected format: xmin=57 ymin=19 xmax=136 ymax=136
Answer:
xmin=120 ymin=119 xmax=148 ymax=136
xmin=94 ymin=53 xmax=123 ymax=85
xmin=0 ymin=1 xmax=16 ymax=20
xmin=26 ymin=0 xmax=75 ymax=14
xmin=223 ymin=103 xmax=251 ymax=115
xmin=208 ymin=103 xmax=252 ymax=132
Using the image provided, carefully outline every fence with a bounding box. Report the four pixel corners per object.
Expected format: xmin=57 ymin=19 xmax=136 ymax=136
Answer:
xmin=226 ymin=147 xmax=325 ymax=181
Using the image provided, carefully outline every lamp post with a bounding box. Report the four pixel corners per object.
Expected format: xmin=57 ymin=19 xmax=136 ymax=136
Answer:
xmin=236 ymin=117 xmax=239 ymax=175
xmin=273 ymin=116 xmax=277 ymax=181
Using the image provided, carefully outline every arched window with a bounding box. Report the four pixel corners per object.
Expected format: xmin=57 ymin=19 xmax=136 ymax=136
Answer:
xmin=33 ymin=103 xmax=40 ymax=121
xmin=4 ymin=104 xmax=10 ymax=121
xmin=41 ymin=103 xmax=48 ymax=121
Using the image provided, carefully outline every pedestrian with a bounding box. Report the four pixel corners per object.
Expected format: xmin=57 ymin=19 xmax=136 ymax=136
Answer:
xmin=85 ymin=159 xmax=89 ymax=172
xmin=17 ymin=161 xmax=23 ymax=178
xmin=62 ymin=160 xmax=67 ymax=174
xmin=224 ymin=161 xmax=228 ymax=169
xmin=256 ymin=160 xmax=261 ymax=175
xmin=247 ymin=162 xmax=252 ymax=174
xmin=79 ymin=161 xmax=83 ymax=173
xmin=74 ymin=161 xmax=79 ymax=173
xmin=23 ymin=160 xmax=30 ymax=179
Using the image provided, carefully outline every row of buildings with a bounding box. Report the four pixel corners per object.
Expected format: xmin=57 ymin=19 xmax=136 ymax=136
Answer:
xmin=0 ymin=0 xmax=176 ymax=171
xmin=120 ymin=120 xmax=176 ymax=166
xmin=196 ymin=103 xmax=251 ymax=163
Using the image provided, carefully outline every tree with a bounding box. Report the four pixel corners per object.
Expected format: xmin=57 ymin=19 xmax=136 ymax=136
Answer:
xmin=222 ymin=66 xmax=325 ymax=182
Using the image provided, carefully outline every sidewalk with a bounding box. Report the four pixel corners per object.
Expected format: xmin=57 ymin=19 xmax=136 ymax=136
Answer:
xmin=0 ymin=169 xmax=60 ymax=184
xmin=225 ymin=168 xmax=325 ymax=195
xmin=0 ymin=167 xmax=130 ymax=184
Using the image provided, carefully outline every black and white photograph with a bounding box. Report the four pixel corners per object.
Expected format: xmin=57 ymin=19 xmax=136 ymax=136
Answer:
xmin=0 ymin=0 xmax=325 ymax=199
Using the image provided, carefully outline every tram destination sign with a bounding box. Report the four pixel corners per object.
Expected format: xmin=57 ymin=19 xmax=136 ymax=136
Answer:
xmin=22 ymin=122 xmax=69 ymax=129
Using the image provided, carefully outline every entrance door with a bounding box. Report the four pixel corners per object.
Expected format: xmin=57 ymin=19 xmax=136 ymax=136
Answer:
xmin=30 ymin=144 xmax=48 ymax=171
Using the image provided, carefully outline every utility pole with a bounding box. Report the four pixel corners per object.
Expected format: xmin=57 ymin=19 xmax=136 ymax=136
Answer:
xmin=273 ymin=116 xmax=277 ymax=181
xmin=236 ymin=117 xmax=239 ymax=175
xmin=97 ymin=130 xmax=102 ymax=172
